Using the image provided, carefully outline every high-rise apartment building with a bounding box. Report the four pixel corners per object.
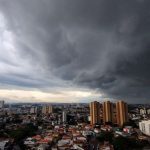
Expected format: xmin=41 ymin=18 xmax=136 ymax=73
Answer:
xmin=139 ymin=120 xmax=150 ymax=136
xmin=116 ymin=101 xmax=128 ymax=126
xmin=0 ymin=100 xmax=4 ymax=108
xmin=62 ymin=110 xmax=67 ymax=123
xmin=90 ymin=101 xmax=101 ymax=125
xmin=90 ymin=100 xmax=128 ymax=127
xmin=30 ymin=107 xmax=37 ymax=114
xmin=42 ymin=105 xmax=53 ymax=114
xmin=103 ymin=101 xmax=114 ymax=124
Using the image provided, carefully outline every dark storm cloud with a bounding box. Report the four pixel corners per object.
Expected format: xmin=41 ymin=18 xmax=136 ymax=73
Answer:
xmin=0 ymin=0 xmax=150 ymax=103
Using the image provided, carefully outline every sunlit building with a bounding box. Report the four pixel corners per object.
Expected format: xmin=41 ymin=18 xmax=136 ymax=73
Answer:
xmin=116 ymin=101 xmax=128 ymax=126
xmin=90 ymin=101 xmax=101 ymax=125
xmin=103 ymin=101 xmax=114 ymax=124
xmin=90 ymin=100 xmax=128 ymax=126
xmin=42 ymin=105 xmax=53 ymax=114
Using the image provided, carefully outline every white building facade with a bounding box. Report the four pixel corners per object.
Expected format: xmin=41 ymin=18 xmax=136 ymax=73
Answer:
xmin=0 ymin=101 xmax=4 ymax=108
xmin=62 ymin=111 xmax=67 ymax=123
xmin=139 ymin=120 xmax=150 ymax=136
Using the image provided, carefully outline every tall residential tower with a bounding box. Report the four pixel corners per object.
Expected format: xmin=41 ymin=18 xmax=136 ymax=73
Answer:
xmin=116 ymin=101 xmax=128 ymax=126
xmin=90 ymin=100 xmax=128 ymax=127
xmin=42 ymin=105 xmax=53 ymax=114
xmin=90 ymin=101 xmax=101 ymax=125
xmin=103 ymin=101 xmax=114 ymax=124
xmin=0 ymin=100 xmax=4 ymax=109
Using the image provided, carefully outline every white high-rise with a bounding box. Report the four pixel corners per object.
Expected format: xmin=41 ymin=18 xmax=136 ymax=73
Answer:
xmin=0 ymin=101 xmax=4 ymax=108
xmin=62 ymin=111 xmax=67 ymax=123
xmin=139 ymin=120 xmax=150 ymax=136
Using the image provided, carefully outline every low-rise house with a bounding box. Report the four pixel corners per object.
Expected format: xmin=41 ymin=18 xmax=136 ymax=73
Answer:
xmin=73 ymin=144 xmax=84 ymax=150
xmin=100 ymin=141 xmax=114 ymax=150
xmin=32 ymin=135 xmax=41 ymax=141
xmin=73 ymin=140 xmax=84 ymax=148
xmin=115 ymin=131 xmax=130 ymax=137
xmin=58 ymin=144 xmax=73 ymax=150
xmin=57 ymin=139 xmax=72 ymax=150
xmin=82 ymin=130 xmax=94 ymax=136
xmin=101 ymin=126 xmax=112 ymax=132
xmin=37 ymin=144 xmax=49 ymax=150
xmin=44 ymin=136 xmax=53 ymax=142
xmin=94 ymin=128 xmax=101 ymax=133
xmin=123 ymin=126 xmax=134 ymax=134
xmin=0 ymin=140 xmax=9 ymax=150
xmin=24 ymin=137 xmax=36 ymax=147
xmin=38 ymin=139 xmax=50 ymax=144
xmin=62 ymin=135 xmax=72 ymax=140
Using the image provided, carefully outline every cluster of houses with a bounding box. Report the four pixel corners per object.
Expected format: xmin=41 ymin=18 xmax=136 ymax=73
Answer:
xmin=23 ymin=124 xmax=115 ymax=150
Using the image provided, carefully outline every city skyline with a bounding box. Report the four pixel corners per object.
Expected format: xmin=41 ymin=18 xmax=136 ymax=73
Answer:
xmin=0 ymin=0 xmax=150 ymax=103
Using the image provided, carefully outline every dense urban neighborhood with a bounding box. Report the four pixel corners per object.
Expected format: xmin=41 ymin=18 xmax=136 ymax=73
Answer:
xmin=0 ymin=100 xmax=150 ymax=150
xmin=1 ymin=0 xmax=150 ymax=150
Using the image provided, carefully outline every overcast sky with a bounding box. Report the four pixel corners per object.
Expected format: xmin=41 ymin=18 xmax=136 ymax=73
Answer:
xmin=0 ymin=0 xmax=150 ymax=103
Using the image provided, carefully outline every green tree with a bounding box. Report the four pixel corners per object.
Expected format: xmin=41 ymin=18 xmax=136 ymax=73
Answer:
xmin=9 ymin=124 xmax=38 ymax=142
xmin=113 ymin=137 xmax=129 ymax=150
xmin=96 ymin=132 xmax=113 ymax=143
xmin=123 ymin=119 xmax=138 ymax=128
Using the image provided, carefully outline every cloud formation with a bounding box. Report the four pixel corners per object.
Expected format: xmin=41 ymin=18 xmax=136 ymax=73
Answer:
xmin=0 ymin=0 xmax=150 ymax=103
